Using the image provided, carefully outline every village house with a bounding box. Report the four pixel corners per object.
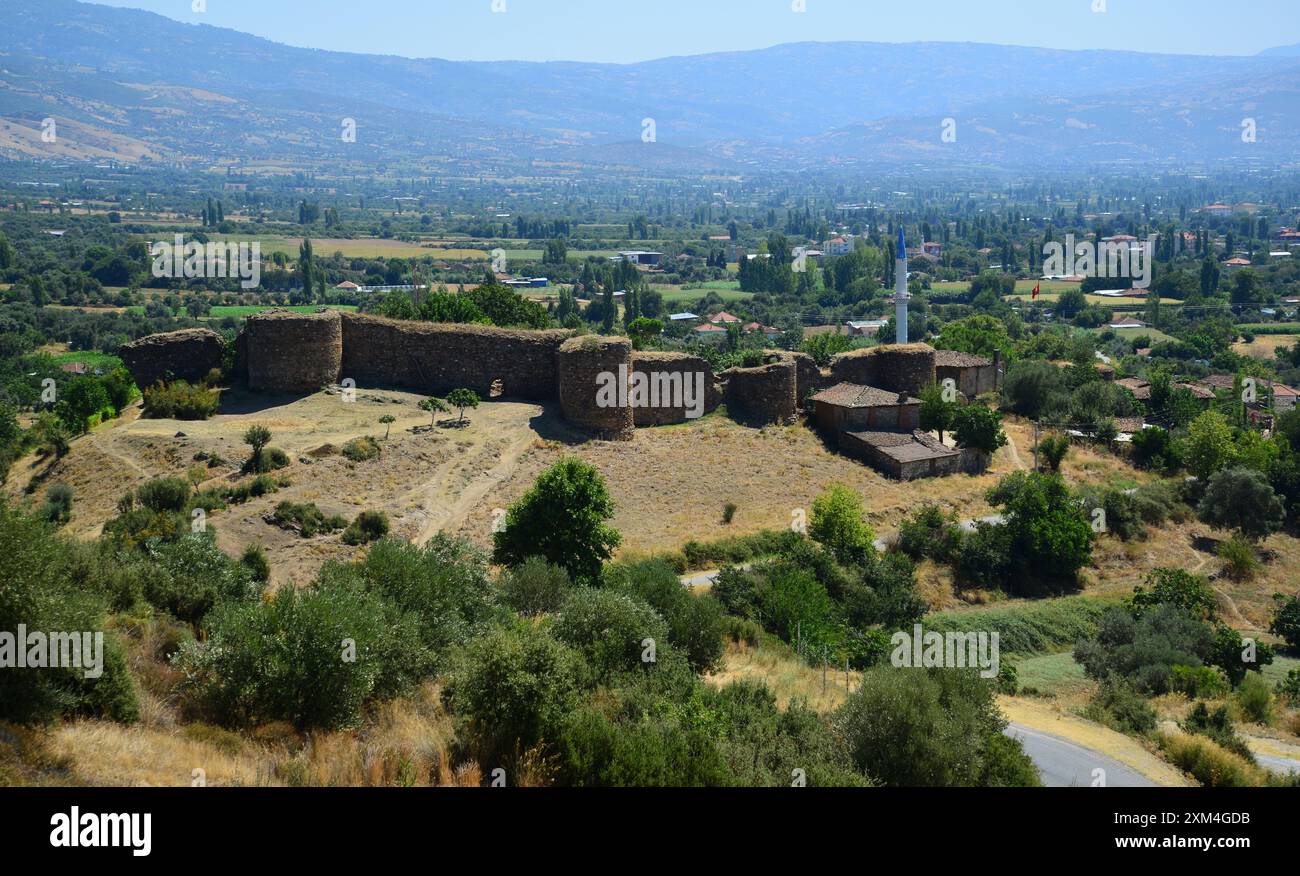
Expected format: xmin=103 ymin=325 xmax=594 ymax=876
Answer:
xmin=812 ymin=383 xmax=922 ymax=434
xmin=933 ymin=349 xmax=1001 ymax=398
xmin=839 ymin=430 xmax=963 ymax=480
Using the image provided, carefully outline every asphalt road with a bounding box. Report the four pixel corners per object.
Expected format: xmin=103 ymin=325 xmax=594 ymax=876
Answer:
xmin=1005 ymin=723 xmax=1158 ymax=787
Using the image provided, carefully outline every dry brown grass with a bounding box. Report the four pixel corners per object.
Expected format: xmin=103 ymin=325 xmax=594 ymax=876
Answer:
xmin=1232 ymin=334 xmax=1300 ymax=360
xmin=705 ymin=639 xmax=860 ymax=713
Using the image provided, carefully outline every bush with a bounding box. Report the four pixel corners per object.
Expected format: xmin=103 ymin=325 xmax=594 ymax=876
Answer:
xmin=1084 ymin=681 xmax=1158 ymax=735
xmin=1197 ymin=466 xmax=1285 ymax=542
xmin=1269 ymin=594 xmax=1300 ymax=651
xmin=680 ymin=529 xmax=800 ymax=570
xmin=142 ymin=380 xmax=219 ymax=420
xmin=224 ymin=474 xmax=281 ymax=504
xmin=142 ymin=533 xmax=263 ymax=624
xmin=1158 ymin=733 xmax=1263 ymax=787
xmin=442 ymin=622 xmax=586 ymax=766
xmin=318 ymin=534 xmax=496 ymax=671
xmin=136 ymin=477 xmax=192 ymax=513
xmin=1236 ymin=673 xmax=1273 ymax=724
xmin=40 ymin=483 xmax=75 ymax=525
xmin=341 ymin=436 xmax=381 ymax=462
xmin=1074 ymin=604 xmax=1213 ymax=695
xmin=342 ymin=510 xmax=389 ymax=545
xmin=722 ymin=501 xmax=737 ymax=524
xmin=1217 ymin=535 xmax=1261 ymax=581
xmin=551 ymin=589 xmax=668 ymax=682
xmin=0 ymin=505 xmax=139 ymax=725
xmin=1275 ymin=668 xmax=1300 ymax=705
xmin=1129 ymin=567 xmax=1218 ymax=620
xmin=926 ymin=596 xmax=1115 ymax=656
xmin=954 ymin=521 xmax=1012 ymax=591
xmin=244 ymin=447 xmax=289 ymax=474
xmin=176 ymin=577 xmax=425 ymax=730
xmin=835 ymin=666 xmax=1037 ymax=786
xmin=268 ymin=501 xmax=347 ymax=538
xmin=498 ymin=557 xmax=572 ymax=617
xmin=607 ymin=558 xmax=727 ymax=673
xmin=240 ymin=544 xmax=270 ymax=583
xmin=1171 ymin=665 xmax=1228 ymax=699
xmin=897 ymin=503 xmax=962 ymax=563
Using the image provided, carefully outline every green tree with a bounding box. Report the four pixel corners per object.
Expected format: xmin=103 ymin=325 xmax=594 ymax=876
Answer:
xmin=951 ymin=405 xmax=1007 ymax=456
xmin=1197 ymin=467 xmax=1285 ymax=542
xmin=446 ymin=388 xmax=480 ymax=425
xmin=809 ymin=484 xmax=875 ymax=564
xmin=493 ymin=458 xmax=622 ymax=586
xmin=379 ymin=414 xmax=396 ymax=440
xmin=56 ymin=375 xmax=111 ymax=435
xmin=420 ymin=396 xmax=449 ymax=426
xmin=918 ymin=384 xmax=955 ymax=442
xmin=1184 ymin=411 xmax=1236 ymax=481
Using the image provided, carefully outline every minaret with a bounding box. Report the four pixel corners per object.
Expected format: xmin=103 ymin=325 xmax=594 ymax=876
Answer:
xmin=895 ymin=227 xmax=910 ymax=344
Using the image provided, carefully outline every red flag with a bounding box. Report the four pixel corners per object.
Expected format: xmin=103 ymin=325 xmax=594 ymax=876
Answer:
xmin=1031 ymin=283 xmax=1041 ymax=300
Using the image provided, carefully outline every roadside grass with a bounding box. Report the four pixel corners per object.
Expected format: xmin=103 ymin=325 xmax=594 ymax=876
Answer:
xmin=1012 ymin=651 xmax=1091 ymax=697
xmin=924 ymin=595 xmax=1119 ymax=657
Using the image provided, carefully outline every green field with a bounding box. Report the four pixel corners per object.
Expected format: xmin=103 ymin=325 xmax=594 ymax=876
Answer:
xmin=126 ymin=304 xmax=358 ymax=318
xmin=209 ymin=234 xmax=621 ymax=263
xmin=51 ymin=350 xmax=123 ymax=371
xmin=1012 ymin=652 xmax=1091 ymax=696
xmin=658 ymin=281 xmax=752 ymax=306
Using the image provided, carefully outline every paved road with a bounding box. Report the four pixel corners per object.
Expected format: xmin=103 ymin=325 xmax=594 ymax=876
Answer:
xmin=1254 ymin=753 xmax=1300 ymax=775
xmin=1005 ymin=723 xmax=1158 ymax=787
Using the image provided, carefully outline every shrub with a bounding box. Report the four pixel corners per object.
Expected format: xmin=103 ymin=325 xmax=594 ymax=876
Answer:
xmin=1130 ymin=567 xmax=1218 ymax=620
xmin=1037 ymin=434 xmax=1070 ymax=473
xmin=607 ymin=558 xmax=727 ymax=673
xmin=0 ymin=505 xmax=138 ymax=725
xmin=244 ymin=447 xmax=289 ymax=474
xmin=319 ymin=534 xmax=497 ymax=671
xmin=268 ymin=501 xmax=347 ymax=538
xmin=954 ymin=521 xmax=1012 ymax=591
xmin=176 ymin=577 xmax=425 ymax=730
xmin=341 ymin=436 xmax=381 ymax=463
xmin=1171 ymin=665 xmax=1228 ymax=699
xmin=442 ymin=623 xmax=586 ymax=766
xmin=1181 ymin=701 xmax=1256 ymax=761
xmin=835 ymin=666 xmax=1037 ymax=786
xmin=551 ymin=589 xmax=668 ymax=681
xmin=240 ymin=544 xmax=270 ymax=583
xmin=1236 ymin=673 xmax=1273 ymax=724
xmin=40 ymin=483 xmax=75 ymax=525
xmin=1158 ymin=733 xmax=1263 ymax=787
xmin=224 ymin=474 xmax=281 ymax=504
xmin=680 ymin=529 xmax=799 ymax=570
xmin=141 ymin=534 xmax=263 ymax=625
xmin=722 ymin=501 xmax=737 ymax=524
xmin=1074 ymin=604 xmax=1213 ymax=695
xmin=925 ymin=596 xmax=1114 ymax=656
xmin=1271 ymin=594 xmax=1300 ymax=651
xmin=498 ymin=556 xmax=572 ymax=617
xmin=1217 ymin=535 xmax=1261 ymax=581
xmin=136 ymin=477 xmax=192 ymax=513
xmin=342 ymin=510 xmax=389 ymax=545
xmin=1275 ymin=668 xmax=1300 ymax=705
xmin=142 ymin=380 xmax=219 ymax=420
xmin=897 ymin=503 xmax=962 ymax=563
xmin=1083 ymin=681 xmax=1158 ymax=735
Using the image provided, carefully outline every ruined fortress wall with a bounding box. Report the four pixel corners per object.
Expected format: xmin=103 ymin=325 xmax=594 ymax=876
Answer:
xmin=559 ymin=336 xmax=635 ymax=439
xmin=630 ymin=351 xmax=722 ymax=427
xmin=723 ymin=360 xmax=797 ymax=426
xmin=120 ymin=328 xmax=226 ymax=390
xmin=338 ymin=313 xmax=570 ymax=400
xmin=829 ymin=344 xmax=936 ymax=395
xmin=768 ymin=350 xmax=823 ymax=406
xmin=245 ymin=310 xmax=343 ymax=393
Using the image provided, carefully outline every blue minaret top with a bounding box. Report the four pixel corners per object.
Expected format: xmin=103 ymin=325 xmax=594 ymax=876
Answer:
xmin=897 ymin=227 xmax=907 ymax=262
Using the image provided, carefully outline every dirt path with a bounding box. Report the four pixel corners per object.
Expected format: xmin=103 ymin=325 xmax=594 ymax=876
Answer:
xmin=412 ymin=430 xmax=538 ymax=545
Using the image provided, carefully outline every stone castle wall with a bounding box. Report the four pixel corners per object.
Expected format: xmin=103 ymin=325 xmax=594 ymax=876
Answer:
xmin=120 ymin=328 xmax=225 ymax=389
xmin=630 ymin=351 xmax=723 ymax=427
xmin=559 ymin=336 xmax=635 ymax=440
xmin=829 ymin=343 xmax=937 ymax=396
xmin=128 ymin=317 xmax=812 ymax=438
xmin=245 ymin=310 xmax=343 ymax=393
xmin=722 ymin=359 xmax=798 ymax=425
xmin=338 ymin=312 xmax=570 ymax=400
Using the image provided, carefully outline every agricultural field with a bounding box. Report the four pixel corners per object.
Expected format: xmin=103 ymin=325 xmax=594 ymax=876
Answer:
xmin=1232 ymin=333 xmax=1300 ymax=359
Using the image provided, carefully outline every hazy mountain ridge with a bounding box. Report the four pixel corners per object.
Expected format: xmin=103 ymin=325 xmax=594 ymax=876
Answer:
xmin=1 ymin=0 xmax=1298 ymax=170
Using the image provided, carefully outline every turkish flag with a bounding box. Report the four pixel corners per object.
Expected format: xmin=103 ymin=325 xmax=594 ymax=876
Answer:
xmin=1031 ymin=283 xmax=1041 ymax=299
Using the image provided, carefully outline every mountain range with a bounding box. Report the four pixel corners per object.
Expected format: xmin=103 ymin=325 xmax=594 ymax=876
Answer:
xmin=1 ymin=0 xmax=1299 ymax=173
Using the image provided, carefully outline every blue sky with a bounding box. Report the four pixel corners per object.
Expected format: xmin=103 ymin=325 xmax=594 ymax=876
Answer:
xmin=90 ymin=0 xmax=1300 ymax=62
